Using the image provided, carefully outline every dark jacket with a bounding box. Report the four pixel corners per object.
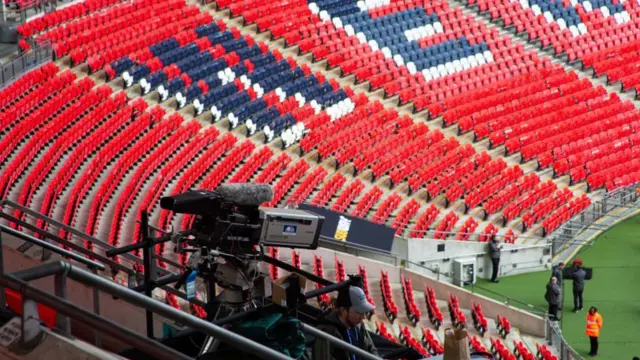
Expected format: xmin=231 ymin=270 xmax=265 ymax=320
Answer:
xmin=545 ymin=282 xmax=561 ymax=305
xmin=573 ymin=268 xmax=586 ymax=291
xmin=489 ymin=240 xmax=501 ymax=259
xmin=312 ymin=311 xmax=379 ymax=360
xmin=552 ymin=266 xmax=563 ymax=286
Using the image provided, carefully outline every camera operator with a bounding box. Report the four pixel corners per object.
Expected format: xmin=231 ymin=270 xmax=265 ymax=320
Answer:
xmin=313 ymin=286 xmax=379 ymax=360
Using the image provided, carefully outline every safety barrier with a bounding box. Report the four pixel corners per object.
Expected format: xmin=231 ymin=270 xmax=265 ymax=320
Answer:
xmin=0 ymin=40 xmax=51 ymax=89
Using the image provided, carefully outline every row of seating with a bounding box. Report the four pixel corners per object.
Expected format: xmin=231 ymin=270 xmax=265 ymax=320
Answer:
xmin=392 ymin=199 xmax=420 ymax=236
xmin=217 ymin=0 xmax=552 ymax=115
xmin=331 ymin=179 xmax=365 ymax=214
xmin=310 ymin=173 xmax=347 ymax=207
xmin=335 ymin=259 xmax=347 ymax=283
xmin=380 ymin=270 xmax=399 ymax=322
xmin=399 ymin=325 xmax=429 ymax=357
xmin=376 ymin=322 xmax=397 ymax=343
xmin=496 ymin=315 xmax=512 ymax=339
xmin=456 ymin=217 xmax=479 ymax=241
xmin=358 ymin=265 xmax=376 ymax=318
xmin=410 ymin=204 xmax=441 ymax=239
xmin=17 ymin=0 xmax=125 ymax=36
xmin=400 ymin=276 xmax=421 ymax=326
xmin=350 ymin=185 xmax=383 ymax=218
xmin=478 ymin=223 xmax=499 ymax=243
xmin=424 ymin=286 xmax=444 ymax=330
xmin=110 ymin=119 xmax=201 ymax=248
xmin=313 ymin=255 xmax=331 ymax=309
xmin=490 ymin=337 xmax=517 ymax=360
xmin=470 ymin=0 xmax=640 ymax=64
xmin=421 ymin=327 xmax=444 ymax=355
xmin=292 ymin=250 xmax=302 ymax=269
xmin=433 ymin=211 xmax=459 ymax=240
xmin=263 ymin=160 xmax=310 ymax=207
xmin=270 ymin=247 xmax=280 ymax=280
xmin=287 ymin=167 xmax=328 ymax=205
xmin=470 ymin=335 xmax=488 ymax=352
xmin=471 ymin=302 xmax=488 ymax=336
xmin=513 ymin=340 xmax=536 ymax=360
xmin=536 ymin=343 xmax=559 ymax=360
xmin=448 ymin=294 xmax=467 ymax=329
xmin=155 ymin=132 xmax=240 ymax=261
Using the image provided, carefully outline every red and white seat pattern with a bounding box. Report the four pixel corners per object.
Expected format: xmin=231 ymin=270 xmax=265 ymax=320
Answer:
xmin=218 ymin=0 xmax=552 ymax=114
xmin=470 ymin=0 xmax=640 ymax=64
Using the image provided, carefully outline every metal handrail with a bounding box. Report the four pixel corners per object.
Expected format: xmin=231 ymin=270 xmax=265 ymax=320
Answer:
xmin=0 ymin=40 xmax=52 ymax=90
xmin=0 ymin=225 xmax=105 ymax=271
xmin=0 ymin=273 xmax=193 ymax=360
xmin=405 ymin=260 xmax=548 ymax=316
xmin=8 ymin=261 xmax=291 ymax=360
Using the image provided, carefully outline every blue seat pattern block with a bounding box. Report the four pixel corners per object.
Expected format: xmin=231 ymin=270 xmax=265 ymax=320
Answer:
xmin=307 ymin=0 xmax=495 ymax=76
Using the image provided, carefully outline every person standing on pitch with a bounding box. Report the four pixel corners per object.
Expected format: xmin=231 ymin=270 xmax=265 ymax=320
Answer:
xmin=545 ymin=277 xmax=561 ymax=321
xmin=552 ymin=262 xmax=564 ymax=309
xmin=586 ymin=306 xmax=603 ymax=356
xmin=572 ymin=262 xmax=586 ymax=312
xmin=489 ymin=237 xmax=502 ymax=283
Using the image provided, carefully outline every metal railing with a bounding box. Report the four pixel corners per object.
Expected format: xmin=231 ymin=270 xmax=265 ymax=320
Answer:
xmin=547 ymin=184 xmax=639 ymax=258
xmin=546 ymin=319 xmax=583 ymax=360
xmin=318 ymin=236 xmax=402 ymax=266
xmin=0 ymin=40 xmax=51 ymax=89
xmin=0 ymin=224 xmax=292 ymax=360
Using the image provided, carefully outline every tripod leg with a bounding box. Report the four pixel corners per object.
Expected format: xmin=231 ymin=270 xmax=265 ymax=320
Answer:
xmin=199 ymin=306 xmax=233 ymax=355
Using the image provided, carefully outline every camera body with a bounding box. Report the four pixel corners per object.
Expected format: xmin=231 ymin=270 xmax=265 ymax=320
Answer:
xmin=160 ymin=188 xmax=323 ymax=254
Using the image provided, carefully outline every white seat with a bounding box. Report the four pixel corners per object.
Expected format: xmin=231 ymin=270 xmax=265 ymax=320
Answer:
xmin=344 ymin=25 xmax=355 ymax=37
xmin=557 ymin=18 xmax=567 ymax=30
xmin=407 ymin=62 xmax=417 ymax=75
xmin=531 ymin=4 xmax=541 ymax=16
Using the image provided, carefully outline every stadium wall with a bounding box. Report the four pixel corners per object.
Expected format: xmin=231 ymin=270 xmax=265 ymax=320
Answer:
xmin=393 ymin=238 xmax=552 ymax=279
xmin=297 ymin=248 xmax=546 ymax=337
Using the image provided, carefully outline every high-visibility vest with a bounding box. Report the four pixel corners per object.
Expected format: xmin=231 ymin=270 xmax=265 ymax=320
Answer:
xmin=586 ymin=313 xmax=603 ymax=337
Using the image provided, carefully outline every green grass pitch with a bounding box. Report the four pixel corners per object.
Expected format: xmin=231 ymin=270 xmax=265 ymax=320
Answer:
xmin=471 ymin=215 xmax=640 ymax=360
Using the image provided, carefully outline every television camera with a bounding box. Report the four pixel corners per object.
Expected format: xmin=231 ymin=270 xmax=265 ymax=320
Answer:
xmin=160 ymin=184 xmax=324 ymax=307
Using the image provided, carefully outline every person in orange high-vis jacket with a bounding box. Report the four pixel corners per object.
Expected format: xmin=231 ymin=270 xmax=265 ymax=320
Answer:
xmin=586 ymin=306 xmax=603 ymax=356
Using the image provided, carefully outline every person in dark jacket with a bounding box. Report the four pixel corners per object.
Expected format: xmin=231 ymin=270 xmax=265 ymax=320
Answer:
xmin=313 ymin=286 xmax=379 ymax=360
xmin=572 ymin=263 xmax=586 ymax=312
xmin=545 ymin=277 xmax=561 ymax=321
xmin=552 ymin=262 xmax=565 ymax=310
xmin=489 ymin=238 xmax=502 ymax=283
xmin=552 ymin=262 xmax=564 ymax=286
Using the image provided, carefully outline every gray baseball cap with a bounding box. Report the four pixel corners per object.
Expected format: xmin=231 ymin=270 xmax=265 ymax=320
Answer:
xmin=348 ymin=286 xmax=375 ymax=314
